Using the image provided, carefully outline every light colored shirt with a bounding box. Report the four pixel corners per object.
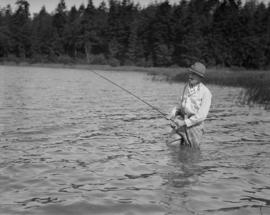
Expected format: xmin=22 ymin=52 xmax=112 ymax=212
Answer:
xmin=180 ymin=83 xmax=212 ymax=127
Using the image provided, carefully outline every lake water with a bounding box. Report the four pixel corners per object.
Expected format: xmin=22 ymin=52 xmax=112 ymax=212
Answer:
xmin=0 ymin=66 xmax=269 ymax=215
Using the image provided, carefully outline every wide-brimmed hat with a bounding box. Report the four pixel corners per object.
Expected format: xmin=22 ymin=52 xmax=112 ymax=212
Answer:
xmin=188 ymin=62 xmax=206 ymax=78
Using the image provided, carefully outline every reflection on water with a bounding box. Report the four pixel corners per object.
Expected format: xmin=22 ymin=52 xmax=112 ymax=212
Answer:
xmin=0 ymin=66 xmax=269 ymax=215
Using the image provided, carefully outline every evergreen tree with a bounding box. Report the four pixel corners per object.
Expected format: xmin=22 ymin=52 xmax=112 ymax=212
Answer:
xmin=172 ymin=0 xmax=188 ymax=65
xmin=52 ymin=0 xmax=67 ymax=55
xmin=264 ymin=3 xmax=270 ymax=67
xmin=107 ymin=0 xmax=138 ymax=65
xmin=150 ymin=1 xmax=174 ymax=66
xmin=211 ymin=0 xmax=238 ymax=66
xmin=93 ymin=1 xmax=108 ymax=56
xmin=126 ymin=20 xmax=138 ymax=65
xmin=32 ymin=6 xmax=55 ymax=60
xmin=137 ymin=4 xmax=158 ymax=66
xmin=9 ymin=0 xmax=32 ymax=58
xmin=178 ymin=0 xmax=214 ymax=66
xmin=0 ymin=6 xmax=12 ymax=57
xmin=62 ymin=6 xmax=80 ymax=58
xmin=77 ymin=0 xmax=100 ymax=62
xmin=0 ymin=0 xmax=269 ymax=68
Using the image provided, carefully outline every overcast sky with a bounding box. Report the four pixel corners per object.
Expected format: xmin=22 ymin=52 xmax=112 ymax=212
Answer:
xmin=0 ymin=0 xmax=179 ymax=14
xmin=1 ymin=0 xmax=270 ymax=14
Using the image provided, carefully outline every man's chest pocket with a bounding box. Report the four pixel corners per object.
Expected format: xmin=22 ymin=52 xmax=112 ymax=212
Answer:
xmin=189 ymin=93 xmax=203 ymax=109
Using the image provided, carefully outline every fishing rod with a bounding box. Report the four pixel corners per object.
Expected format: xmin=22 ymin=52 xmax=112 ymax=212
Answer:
xmin=91 ymin=70 xmax=171 ymax=121
xmin=92 ymin=70 xmax=184 ymax=141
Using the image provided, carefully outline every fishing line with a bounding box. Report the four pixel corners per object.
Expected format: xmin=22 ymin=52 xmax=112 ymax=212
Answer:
xmin=92 ymin=70 xmax=170 ymax=120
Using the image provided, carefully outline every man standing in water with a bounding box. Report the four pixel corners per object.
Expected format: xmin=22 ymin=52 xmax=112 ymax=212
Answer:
xmin=170 ymin=62 xmax=212 ymax=148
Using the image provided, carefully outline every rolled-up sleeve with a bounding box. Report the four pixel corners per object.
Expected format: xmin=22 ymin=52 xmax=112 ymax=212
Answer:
xmin=184 ymin=90 xmax=212 ymax=127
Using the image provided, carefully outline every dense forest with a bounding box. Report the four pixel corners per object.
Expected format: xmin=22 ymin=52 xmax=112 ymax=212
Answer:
xmin=0 ymin=0 xmax=270 ymax=69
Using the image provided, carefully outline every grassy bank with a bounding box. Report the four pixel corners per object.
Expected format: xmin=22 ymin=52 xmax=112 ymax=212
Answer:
xmin=147 ymin=66 xmax=270 ymax=109
xmin=211 ymin=70 xmax=270 ymax=108
xmin=1 ymin=62 xmax=269 ymax=109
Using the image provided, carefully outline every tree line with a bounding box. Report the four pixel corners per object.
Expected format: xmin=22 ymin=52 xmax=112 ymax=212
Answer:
xmin=0 ymin=0 xmax=270 ymax=69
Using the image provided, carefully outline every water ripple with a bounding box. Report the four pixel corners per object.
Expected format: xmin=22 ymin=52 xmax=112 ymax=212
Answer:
xmin=0 ymin=66 xmax=269 ymax=215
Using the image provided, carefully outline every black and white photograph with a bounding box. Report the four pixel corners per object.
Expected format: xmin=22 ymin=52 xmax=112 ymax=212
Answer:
xmin=0 ymin=0 xmax=269 ymax=214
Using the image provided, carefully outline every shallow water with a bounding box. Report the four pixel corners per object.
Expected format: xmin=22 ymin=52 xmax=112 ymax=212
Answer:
xmin=0 ymin=66 xmax=269 ymax=215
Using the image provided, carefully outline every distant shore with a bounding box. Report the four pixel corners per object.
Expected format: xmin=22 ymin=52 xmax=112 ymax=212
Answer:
xmin=0 ymin=61 xmax=183 ymax=74
xmin=1 ymin=62 xmax=269 ymax=108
